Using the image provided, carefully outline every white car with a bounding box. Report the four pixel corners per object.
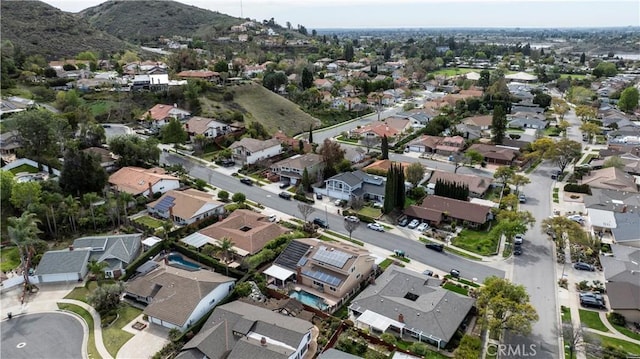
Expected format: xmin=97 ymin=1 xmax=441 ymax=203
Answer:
xmin=416 ymin=222 xmax=429 ymax=232
xmin=407 ymin=219 xmax=420 ymax=229
xmin=367 ymin=223 xmax=384 ymax=232
xmin=344 ymin=215 xmax=360 ymax=223
xmin=514 ymin=234 xmax=524 ymax=245
xmin=567 ymin=214 xmax=584 ymax=224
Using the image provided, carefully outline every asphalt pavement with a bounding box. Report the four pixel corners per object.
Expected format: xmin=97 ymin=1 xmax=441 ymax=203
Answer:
xmin=161 ymin=152 xmax=504 ymax=281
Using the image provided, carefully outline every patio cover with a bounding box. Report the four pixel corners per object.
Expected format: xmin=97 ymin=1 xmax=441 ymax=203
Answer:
xmin=181 ymin=232 xmax=211 ymax=248
xmin=263 ymin=264 xmax=295 ymax=281
xmin=142 ymin=236 xmax=162 ymax=247
xmin=356 ymin=310 xmax=405 ymax=332
xmin=588 ymin=208 xmax=617 ymax=229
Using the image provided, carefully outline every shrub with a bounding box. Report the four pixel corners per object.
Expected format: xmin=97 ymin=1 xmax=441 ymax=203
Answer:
xmin=218 ymin=190 xmax=229 ymax=201
xmin=409 ymin=342 xmax=428 ymax=356
xmin=564 ymin=183 xmax=591 ymax=194
xmin=608 ymin=312 xmax=626 ymax=326
xmin=380 ymin=333 xmax=397 ymax=345
xmin=294 ymin=194 xmax=315 ymax=204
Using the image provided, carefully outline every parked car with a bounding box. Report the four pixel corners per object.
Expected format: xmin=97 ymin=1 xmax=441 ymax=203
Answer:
xmin=344 ymin=215 xmax=360 ymax=223
xmin=279 ymin=182 xmax=290 ymax=189
xmin=567 ymin=214 xmax=585 ymax=224
xmin=574 ymin=262 xmax=595 ymax=271
xmin=278 ymin=192 xmax=292 ymax=200
xmin=425 ymin=243 xmax=444 ymax=252
xmin=372 ymin=202 xmax=383 ymax=209
xmin=580 ymin=296 xmax=605 ymax=309
xmin=551 ymin=169 xmax=562 ymax=180
xmin=221 ymin=159 xmax=235 ymax=167
xmin=450 ymin=269 xmax=460 ymax=278
xmin=268 ymin=214 xmax=277 ymax=222
xmin=579 ymin=291 xmax=605 ymax=303
xmin=316 ymin=193 xmax=323 ymax=200
xmin=514 ymin=244 xmax=523 ymax=255
xmin=240 ymin=178 xmax=253 ymax=186
xmin=398 ymin=217 xmax=409 ymax=227
xmin=518 ymin=194 xmax=527 ymax=203
xmin=393 ymin=249 xmax=405 ymax=257
xmin=514 ymin=234 xmax=524 ymax=245
xmin=313 ymin=217 xmax=329 ymax=229
xmin=367 ymin=223 xmax=384 ymax=232
xmin=422 ymin=269 xmax=434 ymax=277
xmin=334 ymin=199 xmax=344 ymax=206
xmin=416 ymin=222 xmax=429 ymax=232
xmin=407 ymin=219 xmax=420 ymax=229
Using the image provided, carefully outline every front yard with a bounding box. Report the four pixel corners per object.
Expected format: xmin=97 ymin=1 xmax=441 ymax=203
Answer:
xmin=103 ymin=305 xmax=142 ymax=357
xmin=1 ymin=246 xmax=20 ymax=272
xmin=358 ymin=206 xmax=382 ymax=219
xmin=452 ymin=227 xmax=500 ymax=256
xmin=579 ymin=309 xmax=608 ymax=332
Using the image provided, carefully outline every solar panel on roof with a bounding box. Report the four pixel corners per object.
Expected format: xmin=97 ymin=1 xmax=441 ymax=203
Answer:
xmin=274 ymin=240 xmax=311 ymax=270
xmin=297 ymin=257 xmax=308 ymax=266
xmin=154 ymin=196 xmax=175 ymax=212
xmin=302 ymin=269 xmax=342 ymax=286
xmin=312 ymin=246 xmax=351 ymax=268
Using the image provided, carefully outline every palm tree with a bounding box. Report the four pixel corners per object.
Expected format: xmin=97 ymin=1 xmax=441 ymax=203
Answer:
xmin=216 ymin=237 xmax=236 ymax=276
xmin=87 ymin=259 xmax=108 ymax=281
xmin=161 ymin=221 xmax=173 ymax=240
xmin=83 ymin=192 xmax=101 ymax=231
xmin=63 ymin=195 xmax=80 ymax=234
xmin=119 ymin=192 xmax=135 ymax=225
xmin=8 ymin=212 xmax=44 ymax=304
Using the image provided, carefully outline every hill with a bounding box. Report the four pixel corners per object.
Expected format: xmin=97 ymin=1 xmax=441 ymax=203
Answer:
xmin=79 ymin=0 xmax=243 ymax=44
xmin=0 ymin=1 xmax=134 ymax=60
xmin=201 ymin=83 xmax=320 ymax=137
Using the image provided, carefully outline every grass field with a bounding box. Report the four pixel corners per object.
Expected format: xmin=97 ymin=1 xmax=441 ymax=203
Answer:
xmin=358 ymin=206 xmax=382 ymax=218
xmin=1 ymin=247 xmax=20 ymax=272
xmin=103 ymin=305 xmax=141 ymax=357
xmin=58 ymin=303 xmax=101 ymax=359
xmin=431 ymin=68 xmax=486 ymax=76
xmin=589 ymin=334 xmax=640 ymax=357
xmin=443 ymin=282 xmax=469 ymax=296
xmin=453 ymin=228 xmax=500 ymax=256
xmin=579 ymin=309 xmax=609 ymax=332
xmin=64 ymin=281 xmax=99 ymax=303
xmin=559 ymin=73 xmax=588 ymax=80
xmin=89 ymin=100 xmax=117 ymax=117
xmin=8 ymin=163 xmax=39 ymax=174
xmin=134 ymin=215 xmax=165 ymax=229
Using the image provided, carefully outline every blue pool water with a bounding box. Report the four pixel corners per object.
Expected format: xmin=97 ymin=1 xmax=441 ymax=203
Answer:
xmin=167 ymin=253 xmax=201 ymax=271
xmin=289 ymin=290 xmax=328 ymax=310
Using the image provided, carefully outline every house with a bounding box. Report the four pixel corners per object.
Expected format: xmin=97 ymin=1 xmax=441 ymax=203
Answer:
xmin=406 ymin=135 xmax=444 ymax=153
xmin=72 ymin=234 xmax=142 ymax=279
xmin=0 ymin=96 xmax=37 ymax=116
xmin=599 ymin=244 xmax=640 ymax=322
xmin=343 ymin=145 xmax=366 ymax=164
xmin=264 ymin=238 xmax=375 ymax=312
xmin=580 ymin=167 xmax=639 ymax=193
xmin=125 ymin=263 xmax=236 ymax=331
xmin=316 ymin=170 xmax=389 ymax=203
xmin=364 ymin=160 xmax=414 ymax=177
xmin=176 ymin=70 xmax=219 ymax=82
xmin=0 ymin=131 xmax=22 ymax=157
xmin=139 ymin=104 xmax=191 ymax=129
xmin=395 ymin=109 xmax=438 ymax=127
xmin=35 ymin=248 xmax=91 ymax=283
xmin=426 ymin=170 xmax=494 ymax=198
xmin=184 ymin=116 xmax=230 ymax=140
xmin=348 ymin=265 xmax=475 ymax=348
xmin=351 ymin=118 xmax=411 ymax=142
xmin=186 ymin=209 xmax=289 ymax=257
xmin=270 ymin=153 xmax=324 ymax=185
xmin=611 ymin=210 xmax=640 ymax=248
xmin=435 ymin=136 xmax=465 ymax=155
xmin=176 ymin=301 xmax=314 ymax=359
xmin=455 ymin=123 xmax=483 ymax=141
xmin=147 ymin=189 xmax=225 ymax=225
xmin=82 ymin=147 xmax=117 ymax=172
xmin=404 ymin=195 xmax=493 ymax=227
xmin=467 ymin=144 xmax=519 ymax=166
xmin=229 ymin=138 xmax=282 ymax=166
xmin=507 ymin=113 xmax=547 ymax=129
xmin=108 ymin=167 xmax=181 ymax=197
xmin=462 ymin=115 xmax=493 ymax=130
xmin=272 ymin=130 xmax=312 ymax=153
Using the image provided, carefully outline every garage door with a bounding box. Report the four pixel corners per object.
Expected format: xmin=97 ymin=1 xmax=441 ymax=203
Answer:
xmin=408 ymin=145 xmax=424 ymax=153
xmin=39 ymin=273 xmax=79 ymax=283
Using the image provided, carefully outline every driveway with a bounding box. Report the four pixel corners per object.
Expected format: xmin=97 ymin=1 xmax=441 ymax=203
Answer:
xmin=1 ymin=312 xmax=85 ymax=359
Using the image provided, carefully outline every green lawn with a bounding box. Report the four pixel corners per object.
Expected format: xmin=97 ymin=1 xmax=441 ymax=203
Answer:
xmin=379 ymin=258 xmax=393 ymax=270
xmin=102 ymin=305 xmax=141 ymax=357
xmin=590 ymin=334 xmax=640 ymax=356
xmin=325 ymin=230 xmax=364 ymax=246
xmin=89 ymin=100 xmax=117 ymax=117
xmin=606 ymin=317 xmax=640 ymax=341
xmin=358 ymin=206 xmax=382 ymax=218
xmin=453 ymin=228 xmax=500 ymax=256
xmin=579 ymin=154 xmax=598 ymax=165
xmin=335 ymin=135 xmax=359 ymax=144
xmin=561 ymin=306 xmax=572 ymax=323
xmin=443 ymin=282 xmax=469 ymax=296
xmin=8 ymin=163 xmax=39 ymax=174
xmin=579 ymin=309 xmax=609 ymax=332
xmin=1 ymin=246 xmax=21 ymax=272
xmin=559 ymin=73 xmax=588 ymax=80
xmin=134 ymin=215 xmax=165 ymax=229
xmin=58 ymin=303 xmax=101 ymax=359
xmin=64 ymin=281 xmax=99 ymax=303
xmin=544 ymin=127 xmax=562 ymax=136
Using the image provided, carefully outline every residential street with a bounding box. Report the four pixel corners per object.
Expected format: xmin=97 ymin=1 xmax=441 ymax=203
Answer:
xmin=310 ymin=105 xmax=403 ymax=143
xmin=160 ymin=152 xmax=505 ymax=281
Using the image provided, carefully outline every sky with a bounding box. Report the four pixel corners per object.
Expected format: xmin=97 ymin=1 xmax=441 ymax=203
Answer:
xmin=41 ymin=0 xmax=640 ymax=29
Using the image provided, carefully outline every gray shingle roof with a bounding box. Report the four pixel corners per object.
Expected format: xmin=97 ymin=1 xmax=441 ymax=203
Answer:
xmin=329 ymin=171 xmax=363 ymax=187
xmin=35 ymin=249 xmax=91 ymax=275
xmin=319 ymin=348 xmax=362 ymax=359
xmin=73 ymin=234 xmax=142 ymax=271
xmin=349 ymin=265 xmax=475 ymax=344
xmin=611 ymin=211 xmax=640 ymax=243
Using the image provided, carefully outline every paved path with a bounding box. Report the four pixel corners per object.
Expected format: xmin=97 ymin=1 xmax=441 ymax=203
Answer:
xmin=58 ymin=299 xmax=114 ymax=359
xmin=595 ymin=311 xmax=640 ymax=345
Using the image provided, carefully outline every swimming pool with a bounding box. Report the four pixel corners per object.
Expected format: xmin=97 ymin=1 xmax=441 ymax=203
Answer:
xmin=289 ymin=289 xmax=328 ymax=310
xmin=167 ymin=253 xmax=201 ymax=271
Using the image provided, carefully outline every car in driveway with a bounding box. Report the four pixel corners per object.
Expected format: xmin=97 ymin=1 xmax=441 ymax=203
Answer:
xmin=367 ymin=223 xmax=384 ymax=232
xmin=580 ymin=296 xmax=605 ymax=309
xmin=425 ymin=242 xmax=444 ymax=252
xmin=567 ymin=214 xmax=585 ymax=224
xmin=416 ymin=222 xmax=429 ymax=232
xmin=220 ymin=159 xmax=235 ymax=167
xmin=240 ymin=178 xmax=254 ymax=186
xmin=344 ymin=215 xmax=360 ymax=223
xmin=579 ymin=291 xmax=605 ymax=303
xmin=574 ymin=262 xmax=595 ymax=271
xmin=398 ymin=217 xmax=409 ymax=227
xmin=407 ymin=219 xmax=420 ymax=229
xmin=313 ymin=217 xmax=329 ymax=229
xmin=279 ymin=182 xmax=290 ymax=189
xmin=514 ymin=234 xmax=524 ymax=245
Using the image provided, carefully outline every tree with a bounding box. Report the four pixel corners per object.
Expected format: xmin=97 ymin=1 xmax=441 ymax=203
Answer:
xmin=567 ymin=87 xmax=595 ymax=105
xmin=563 ymin=323 xmax=585 ymax=359
xmin=579 ymin=52 xmax=586 ymax=64
xmin=491 ymin=105 xmax=507 ymax=145
xmin=552 ymin=98 xmax=570 ymax=120
xmin=232 ymin=192 xmax=246 ymax=204
xmin=362 ymin=135 xmax=380 ymax=154
xmin=579 ymin=122 xmax=601 ymax=143
xmin=8 ymin=212 xmax=44 ymax=303
xmin=87 ymin=259 xmax=108 ymax=281
xmin=301 ymin=67 xmax=313 ymax=90
xmin=618 ymin=87 xmax=639 ymax=113
xmin=478 ymin=70 xmax=491 ymax=89
xmin=301 ymin=168 xmax=312 ymax=192
xmin=476 ymin=276 xmax=539 ymax=335
xmin=343 ymin=219 xmax=360 ymax=240
xmin=108 ymin=135 xmax=160 ymax=167
xmin=343 ymin=42 xmax=354 ymax=62
xmin=87 ymin=282 xmax=125 ymax=314
xmin=82 ymin=192 xmax=101 ymax=230
xmin=575 ymin=105 xmax=597 ymax=122
xmin=405 ymin=162 xmax=425 ymax=187
xmin=454 ymin=335 xmax=482 ymax=359
xmin=383 ymin=163 xmax=405 ymax=213
xmin=59 ymin=148 xmax=108 ymax=196
xmin=213 ymin=60 xmax=229 ymax=73
xmin=216 ymin=237 xmax=236 ymax=264
xmin=14 ymin=109 xmax=62 ymax=160
xmin=544 ymin=138 xmax=582 ymax=173
xmin=218 ymin=190 xmax=230 ymax=201
xmin=509 ymin=174 xmax=531 ymax=194
xmin=308 ymin=125 xmax=314 ymax=144
xmin=493 ymin=166 xmax=515 ymax=204
xmin=592 ymin=62 xmax=617 ymax=78
xmin=297 ymin=202 xmax=315 ymax=222
xmin=558 ymin=119 xmax=571 ymax=137
xmin=1 ymin=170 xmax=14 ymax=206
xmin=11 ymin=181 xmax=42 ymax=211
xmin=603 ymin=156 xmax=625 ymax=169
xmin=380 ymin=135 xmax=389 ymax=160
xmin=319 ymin=139 xmax=346 ymax=177
xmin=161 ymin=118 xmax=188 ymax=145
xmin=533 ymin=92 xmax=552 ymax=109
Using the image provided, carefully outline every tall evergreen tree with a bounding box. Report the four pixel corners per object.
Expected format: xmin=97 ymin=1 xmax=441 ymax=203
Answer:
xmin=381 ymin=135 xmax=389 ymax=160
xmin=301 ymin=168 xmax=311 ymax=192
xmin=395 ymin=164 xmax=405 ymax=210
xmin=491 ymin=105 xmax=507 ymax=145
xmin=301 ymin=67 xmax=313 ymax=90
xmin=308 ymin=125 xmax=314 ymax=144
xmin=383 ymin=164 xmax=396 ymax=214
xmin=579 ymin=52 xmax=586 ymax=65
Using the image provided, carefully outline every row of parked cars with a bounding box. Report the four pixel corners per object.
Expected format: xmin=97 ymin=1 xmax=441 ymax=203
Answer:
xmin=398 ymin=217 xmax=430 ymax=232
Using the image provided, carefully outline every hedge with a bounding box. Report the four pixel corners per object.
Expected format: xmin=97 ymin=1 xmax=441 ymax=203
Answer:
xmin=122 ymin=241 xmax=168 ymax=280
xmin=294 ymin=194 xmax=315 ymax=204
xmin=564 ymin=183 xmax=591 ymax=194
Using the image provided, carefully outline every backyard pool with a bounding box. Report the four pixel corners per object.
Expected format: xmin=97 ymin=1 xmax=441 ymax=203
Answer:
xmin=167 ymin=253 xmax=201 ymax=271
xmin=289 ymin=289 xmax=328 ymax=310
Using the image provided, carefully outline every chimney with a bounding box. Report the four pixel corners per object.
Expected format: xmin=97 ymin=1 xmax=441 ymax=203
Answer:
xmin=398 ymin=313 xmax=404 ymax=323
xmin=169 ymin=205 xmax=174 ymax=220
xmin=68 ymin=245 xmax=74 ymax=251
xmin=261 ymin=337 xmax=267 ymax=346
xmin=296 ymin=266 xmax=302 ymax=283
xmin=148 ymin=182 xmax=154 ymax=199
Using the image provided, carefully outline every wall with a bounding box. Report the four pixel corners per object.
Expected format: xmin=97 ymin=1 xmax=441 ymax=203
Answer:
xmin=183 ymin=280 xmax=235 ymax=331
